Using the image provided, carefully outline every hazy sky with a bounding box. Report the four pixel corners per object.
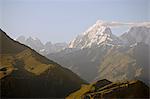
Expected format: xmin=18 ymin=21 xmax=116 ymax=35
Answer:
xmin=0 ymin=0 xmax=149 ymax=43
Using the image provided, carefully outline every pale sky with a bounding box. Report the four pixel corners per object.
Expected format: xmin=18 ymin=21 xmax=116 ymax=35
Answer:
xmin=0 ymin=0 xmax=149 ymax=43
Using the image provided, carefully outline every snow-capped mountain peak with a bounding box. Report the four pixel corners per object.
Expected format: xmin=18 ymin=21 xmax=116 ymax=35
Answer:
xmin=84 ymin=20 xmax=110 ymax=35
xmin=69 ymin=20 xmax=120 ymax=49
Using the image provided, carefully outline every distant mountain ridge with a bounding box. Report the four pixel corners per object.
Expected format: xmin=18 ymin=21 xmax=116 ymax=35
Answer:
xmin=121 ymin=26 xmax=150 ymax=46
xmin=16 ymin=36 xmax=68 ymax=55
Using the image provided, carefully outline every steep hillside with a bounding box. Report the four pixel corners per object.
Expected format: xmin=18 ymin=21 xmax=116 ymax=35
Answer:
xmin=67 ymin=79 xmax=149 ymax=99
xmin=97 ymin=42 xmax=150 ymax=86
xmin=47 ymin=45 xmax=110 ymax=82
xmin=0 ymin=29 xmax=86 ymax=98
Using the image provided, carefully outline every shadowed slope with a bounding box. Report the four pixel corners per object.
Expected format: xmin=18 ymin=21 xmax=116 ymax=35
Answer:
xmin=0 ymin=29 xmax=86 ymax=98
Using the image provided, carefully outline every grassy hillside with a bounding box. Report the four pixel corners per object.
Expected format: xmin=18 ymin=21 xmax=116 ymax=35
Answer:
xmin=0 ymin=29 xmax=86 ymax=98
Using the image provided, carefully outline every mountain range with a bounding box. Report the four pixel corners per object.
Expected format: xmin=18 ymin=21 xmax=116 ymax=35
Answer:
xmin=16 ymin=36 xmax=68 ymax=55
xmin=0 ymin=20 xmax=149 ymax=98
xmin=47 ymin=20 xmax=150 ymax=86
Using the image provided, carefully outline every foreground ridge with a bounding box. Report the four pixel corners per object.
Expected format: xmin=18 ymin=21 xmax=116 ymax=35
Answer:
xmin=67 ymin=79 xmax=149 ymax=99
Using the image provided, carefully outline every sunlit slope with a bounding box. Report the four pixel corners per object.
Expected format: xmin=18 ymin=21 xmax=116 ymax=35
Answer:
xmin=67 ymin=79 xmax=149 ymax=98
xmin=0 ymin=29 xmax=86 ymax=98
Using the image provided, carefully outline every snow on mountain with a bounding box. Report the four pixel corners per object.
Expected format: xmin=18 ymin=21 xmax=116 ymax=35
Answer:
xmin=42 ymin=42 xmax=68 ymax=55
xmin=69 ymin=20 xmax=121 ymax=49
xmin=25 ymin=37 xmax=44 ymax=51
xmin=16 ymin=36 xmax=26 ymax=44
xmin=15 ymin=20 xmax=150 ymax=83
xmin=47 ymin=21 xmax=150 ymax=83
xmin=16 ymin=36 xmax=68 ymax=55
xmin=16 ymin=36 xmax=44 ymax=52
xmin=95 ymin=25 xmax=150 ymax=85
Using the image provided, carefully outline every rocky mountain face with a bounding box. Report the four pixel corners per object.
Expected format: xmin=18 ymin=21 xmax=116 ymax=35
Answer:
xmin=47 ymin=45 xmax=110 ymax=82
xmin=16 ymin=36 xmax=44 ymax=52
xmin=0 ymin=29 xmax=86 ymax=98
xmin=121 ymin=26 xmax=150 ymax=46
xmin=65 ymin=22 xmax=150 ymax=98
xmin=16 ymin=36 xmax=68 ymax=55
xmin=95 ymin=25 xmax=150 ymax=86
xmin=69 ymin=20 xmax=122 ymax=49
xmin=42 ymin=42 xmax=68 ymax=55
xmin=47 ymin=21 xmax=150 ymax=85
xmin=96 ymin=42 xmax=150 ymax=86
xmin=67 ymin=79 xmax=149 ymax=99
